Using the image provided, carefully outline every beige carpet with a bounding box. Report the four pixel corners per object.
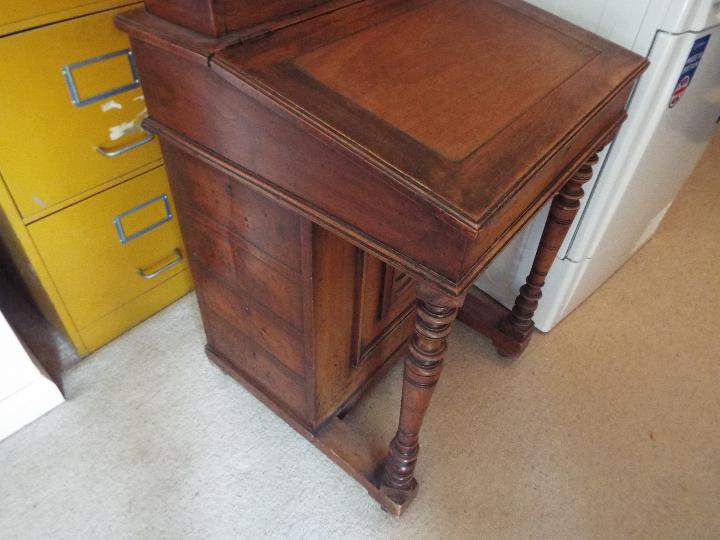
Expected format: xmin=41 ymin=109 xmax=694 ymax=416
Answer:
xmin=1 ymin=133 xmax=719 ymax=539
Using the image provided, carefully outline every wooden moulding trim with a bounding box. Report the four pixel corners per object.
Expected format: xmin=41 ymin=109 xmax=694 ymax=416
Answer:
xmin=143 ymin=109 xmax=626 ymax=297
xmin=349 ymin=252 xmax=414 ymax=370
xmin=209 ymin=61 xmax=479 ymax=236
xmin=115 ymin=1 xmax=367 ymax=66
xmin=210 ymin=50 xmax=647 ymax=234
xmin=143 ymin=117 xmax=467 ymax=296
xmin=379 ymin=268 xmax=414 ymax=320
xmin=478 ymin=71 xmax=646 ymax=229
xmin=298 ymin=219 xmax=319 ymax=427
xmin=349 ymin=250 xmax=369 ymax=370
xmin=115 ymin=9 xmax=230 ymax=63
xmin=235 ymin=0 xmax=368 ymax=42
xmin=354 ymin=303 xmax=415 ymax=369
xmin=206 ymin=343 xmax=412 ymax=516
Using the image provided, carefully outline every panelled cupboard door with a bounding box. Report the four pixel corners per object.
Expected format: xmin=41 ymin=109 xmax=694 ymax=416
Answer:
xmin=0 ymin=1 xmax=133 ymax=36
xmin=0 ymin=3 xmax=161 ymax=220
xmin=27 ymin=166 xmax=188 ymax=332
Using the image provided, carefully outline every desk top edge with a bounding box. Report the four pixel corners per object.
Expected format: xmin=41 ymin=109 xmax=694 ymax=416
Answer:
xmin=116 ymin=1 xmax=648 ymax=231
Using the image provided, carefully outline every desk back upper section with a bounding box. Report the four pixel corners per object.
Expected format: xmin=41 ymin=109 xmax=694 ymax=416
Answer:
xmin=143 ymin=0 xmax=334 ymax=36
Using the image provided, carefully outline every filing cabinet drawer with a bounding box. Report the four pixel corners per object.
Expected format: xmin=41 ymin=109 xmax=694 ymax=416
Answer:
xmin=0 ymin=3 xmax=160 ymax=219
xmin=0 ymin=1 xmax=129 ymax=36
xmin=27 ymin=166 xmax=187 ymax=331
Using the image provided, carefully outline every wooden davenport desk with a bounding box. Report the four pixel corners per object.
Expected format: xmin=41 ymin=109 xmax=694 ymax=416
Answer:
xmin=117 ymin=0 xmax=646 ymax=515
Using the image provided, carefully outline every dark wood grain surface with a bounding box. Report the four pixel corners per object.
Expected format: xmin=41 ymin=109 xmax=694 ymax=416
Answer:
xmin=119 ymin=0 xmax=646 ymax=292
xmin=143 ymin=0 xmax=335 ymax=36
xmin=117 ymin=0 xmax=647 ymax=514
xmin=163 ymin=140 xmax=415 ymax=430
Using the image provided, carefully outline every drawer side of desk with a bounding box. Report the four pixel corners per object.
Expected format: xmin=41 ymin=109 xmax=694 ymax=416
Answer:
xmin=162 ymin=141 xmax=414 ymax=429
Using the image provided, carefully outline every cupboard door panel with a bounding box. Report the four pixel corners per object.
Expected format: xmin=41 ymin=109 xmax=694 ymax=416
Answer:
xmin=354 ymin=254 xmax=416 ymax=368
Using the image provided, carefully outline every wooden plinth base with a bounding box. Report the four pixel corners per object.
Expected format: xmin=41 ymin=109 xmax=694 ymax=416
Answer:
xmin=457 ymin=287 xmax=531 ymax=358
xmin=206 ymin=345 xmax=417 ymax=516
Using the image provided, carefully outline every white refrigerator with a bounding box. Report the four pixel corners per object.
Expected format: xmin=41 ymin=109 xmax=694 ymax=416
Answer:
xmin=476 ymin=0 xmax=720 ymax=332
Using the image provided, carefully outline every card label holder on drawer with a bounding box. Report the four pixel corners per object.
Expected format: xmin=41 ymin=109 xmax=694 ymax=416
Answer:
xmin=113 ymin=193 xmax=173 ymax=244
xmin=62 ymin=48 xmax=140 ymax=107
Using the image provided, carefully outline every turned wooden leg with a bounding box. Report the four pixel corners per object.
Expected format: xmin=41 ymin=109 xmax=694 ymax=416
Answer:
xmin=495 ymin=153 xmax=600 ymax=357
xmin=380 ymin=281 xmax=465 ymax=507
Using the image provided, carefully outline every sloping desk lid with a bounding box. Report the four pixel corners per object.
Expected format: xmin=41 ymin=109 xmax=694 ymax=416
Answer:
xmin=210 ymin=0 xmax=647 ymax=229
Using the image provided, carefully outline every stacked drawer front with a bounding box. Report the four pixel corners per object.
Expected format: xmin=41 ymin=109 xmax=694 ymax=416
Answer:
xmin=0 ymin=1 xmax=137 ymax=38
xmin=28 ymin=166 xmax=190 ymax=352
xmin=0 ymin=2 xmax=192 ymax=354
xmin=0 ymin=5 xmax=161 ymax=220
xmin=164 ymin=144 xmax=310 ymax=418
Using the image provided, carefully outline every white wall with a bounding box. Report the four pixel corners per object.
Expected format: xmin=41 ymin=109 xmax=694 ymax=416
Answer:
xmin=525 ymin=0 xmax=654 ymax=50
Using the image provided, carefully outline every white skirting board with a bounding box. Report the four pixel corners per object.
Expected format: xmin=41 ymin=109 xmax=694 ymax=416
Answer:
xmin=0 ymin=376 xmax=64 ymax=442
xmin=0 ymin=307 xmax=64 ymax=442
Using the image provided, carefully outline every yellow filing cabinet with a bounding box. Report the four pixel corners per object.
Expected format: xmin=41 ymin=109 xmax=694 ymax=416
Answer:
xmin=0 ymin=1 xmax=193 ymax=356
xmin=0 ymin=5 xmax=160 ymax=220
xmin=0 ymin=1 xmax=136 ymax=37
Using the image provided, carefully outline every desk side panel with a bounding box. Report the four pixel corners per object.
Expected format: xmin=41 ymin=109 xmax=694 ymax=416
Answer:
xmin=311 ymin=225 xmax=415 ymax=427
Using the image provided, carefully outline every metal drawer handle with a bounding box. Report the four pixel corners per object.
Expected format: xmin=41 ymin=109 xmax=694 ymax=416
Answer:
xmin=96 ymin=129 xmax=154 ymax=158
xmin=137 ymin=249 xmax=183 ymax=280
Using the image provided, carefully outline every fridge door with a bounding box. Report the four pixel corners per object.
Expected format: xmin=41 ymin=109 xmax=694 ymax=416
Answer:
xmin=567 ymin=28 xmax=720 ymax=264
xmin=474 ymin=0 xmax=652 ymax=311
xmin=659 ymin=0 xmax=720 ymax=33
xmin=557 ymin=28 xmax=720 ymax=302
